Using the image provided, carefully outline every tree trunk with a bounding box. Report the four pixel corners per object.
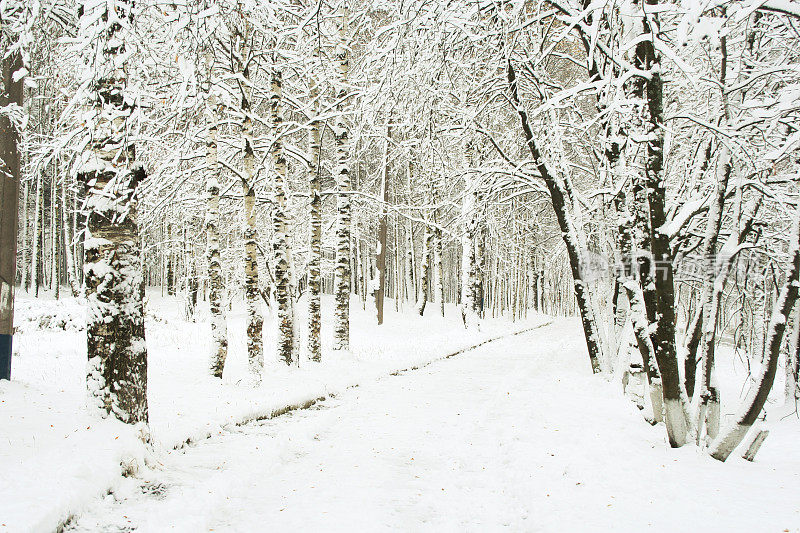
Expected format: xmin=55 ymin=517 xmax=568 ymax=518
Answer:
xmin=507 ymin=60 xmax=603 ymax=374
xmin=787 ymin=310 xmax=800 ymax=402
xmin=80 ymin=0 xmax=147 ymax=425
xmin=435 ymin=228 xmax=445 ymax=317
xmin=21 ymin=179 xmax=29 ymax=291
xmin=696 ymin=34 xmax=735 ymax=438
xmin=375 ymin=122 xmax=390 ymax=325
xmin=238 ymin=18 xmax=263 ymax=373
xmin=0 ymin=45 xmax=23 ymax=380
xmin=269 ymin=67 xmax=295 ymax=365
xmin=460 ymin=179 xmax=479 ymax=329
xmin=623 ymin=1 xmax=687 ymax=447
xmin=416 ymin=223 xmax=432 ymax=316
xmin=332 ymin=2 xmax=351 ymax=351
xmin=710 ymin=213 xmax=800 ymax=461
xmin=50 ymin=173 xmax=58 ymax=296
xmin=307 ymin=73 xmax=322 ymax=361
xmin=205 ymin=64 xmax=228 ymax=378
xmin=32 ymin=172 xmax=41 ymax=297
xmin=61 ymin=173 xmax=79 ymax=296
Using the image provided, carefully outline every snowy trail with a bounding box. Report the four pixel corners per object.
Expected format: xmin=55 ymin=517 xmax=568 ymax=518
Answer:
xmin=68 ymin=321 xmax=800 ymax=532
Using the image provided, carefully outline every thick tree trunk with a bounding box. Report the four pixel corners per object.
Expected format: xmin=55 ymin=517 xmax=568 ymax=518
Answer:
xmin=307 ymin=74 xmax=322 ymax=361
xmin=332 ymin=3 xmax=351 ymax=351
xmin=0 ymin=45 xmax=23 ymax=380
xmin=270 ymin=67 xmax=295 ymax=365
xmin=507 ymin=60 xmax=602 ymax=374
xmin=270 ymin=68 xmax=295 ymax=365
xmin=80 ymin=0 xmax=147 ymax=425
xmin=621 ymin=0 xmax=688 ymax=447
xmin=710 ymin=214 xmax=800 ymax=461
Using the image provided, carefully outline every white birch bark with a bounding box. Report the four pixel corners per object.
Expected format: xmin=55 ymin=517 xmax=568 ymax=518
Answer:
xmin=269 ymin=67 xmax=295 ymax=365
xmin=307 ymin=72 xmax=322 ymax=361
xmin=79 ymin=0 xmax=148 ymax=425
xmin=332 ymin=2 xmax=351 ymax=351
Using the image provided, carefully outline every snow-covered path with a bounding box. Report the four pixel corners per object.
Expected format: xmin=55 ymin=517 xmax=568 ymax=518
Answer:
xmin=69 ymin=321 xmax=800 ymax=532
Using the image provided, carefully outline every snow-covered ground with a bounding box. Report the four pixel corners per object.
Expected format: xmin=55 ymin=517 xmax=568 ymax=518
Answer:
xmin=63 ymin=320 xmax=800 ymax=532
xmin=0 ymin=289 xmax=547 ymax=532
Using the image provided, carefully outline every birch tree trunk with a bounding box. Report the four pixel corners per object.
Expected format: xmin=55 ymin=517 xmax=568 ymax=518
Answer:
xmin=32 ymin=172 xmax=41 ymax=297
xmin=80 ymin=0 xmax=148 ymax=425
xmin=238 ymin=18 xmax=263 ymax=373
xmin=461 ymin=182 xmax=480 ymax=329
xmin=374 ymin=122 xmax=390 ymax=325
xmin=21 ymin=180 xmax=29 ymax=291
xmin=416 ymin=223 xmax=431 ymax=315
xmin=332 ymin=2 xmax=351 ymax=351
xmin=406 ymin=220 xmax=415 ymax=305
xmin=787 ymin=310 xmax=800 ymax=402
xmin=435 ymin=228 xmax=444 ymax=317
xmin=50 ymin=173 xmax=58 ymax=295
xmin=205 ymin=70 xmax=228 ymax=378
xmin=269 ymin=67 xmax=295 ymax=365
xmin=61 ymin=173 xmax=79 ymax=296
xmin=307 ymin=73 xmax=322 ymax=361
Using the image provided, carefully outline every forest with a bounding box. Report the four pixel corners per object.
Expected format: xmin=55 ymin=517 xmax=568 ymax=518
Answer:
xmin=1 ymin=0 xmax=799 ymax=530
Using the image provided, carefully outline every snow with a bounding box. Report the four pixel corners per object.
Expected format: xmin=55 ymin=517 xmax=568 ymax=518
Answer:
xmin=62 ymin=320 xmax=800 ymax=532
xmin=0 ymin=289 xmax=546 ymax=532
xmin=3 ymin=291 xmax=800 ymax=531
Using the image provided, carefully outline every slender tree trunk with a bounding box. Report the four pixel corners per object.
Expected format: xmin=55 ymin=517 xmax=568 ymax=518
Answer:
xmin=80 ymin=0 xmax=147 ymax=425
xmin=416 ymin=223 xmax=432 ymax=316
xmin=269 ymin=67 xmax=295 ymax=365
xmin=435 ymin=228 xmax=444 ymax=317
xmin=61 ymin=173 xmax=79 ymax=296
xmin=166 ymin=223 xmax=175 ymax=296
xmin=21 ymin=179 xmax=29 ymax=291
xmin=460 ymin=178 xmax=479 ymax=329
xmin=307 ymin=72 xmax=323 ymax=361
xmin=32 ymin=172 xmax=41 ymax=297
xmin=375 ymin=122 xmax=390 ymax=325
xmin=406 ymin=220 xmax=415 ymax=306
xmin=710 ymin=213 xmax=800 ymax=461
xmin=238 ymin=16 xmax=263 ymax=373
xmin=393 ymin=219 xmax=402 ymax=310
xmin=50 ymin=173 xmax=58 ymax=295
xmin=507 ymin=60 xmax=603 ymax=374
xmin=205 ymin=70 xmax=228 ymax=378
xmin=787 ymin=310 xmax=800 ymax=402
xmin=332 ymin=2 xmax=351 ymax=351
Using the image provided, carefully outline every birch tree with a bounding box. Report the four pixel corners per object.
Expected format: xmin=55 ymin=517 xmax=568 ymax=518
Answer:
xmin=332 ymin=0 xmax=351 ymax=351
xmin=78 ymin=0 xmax=148 ymax=425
